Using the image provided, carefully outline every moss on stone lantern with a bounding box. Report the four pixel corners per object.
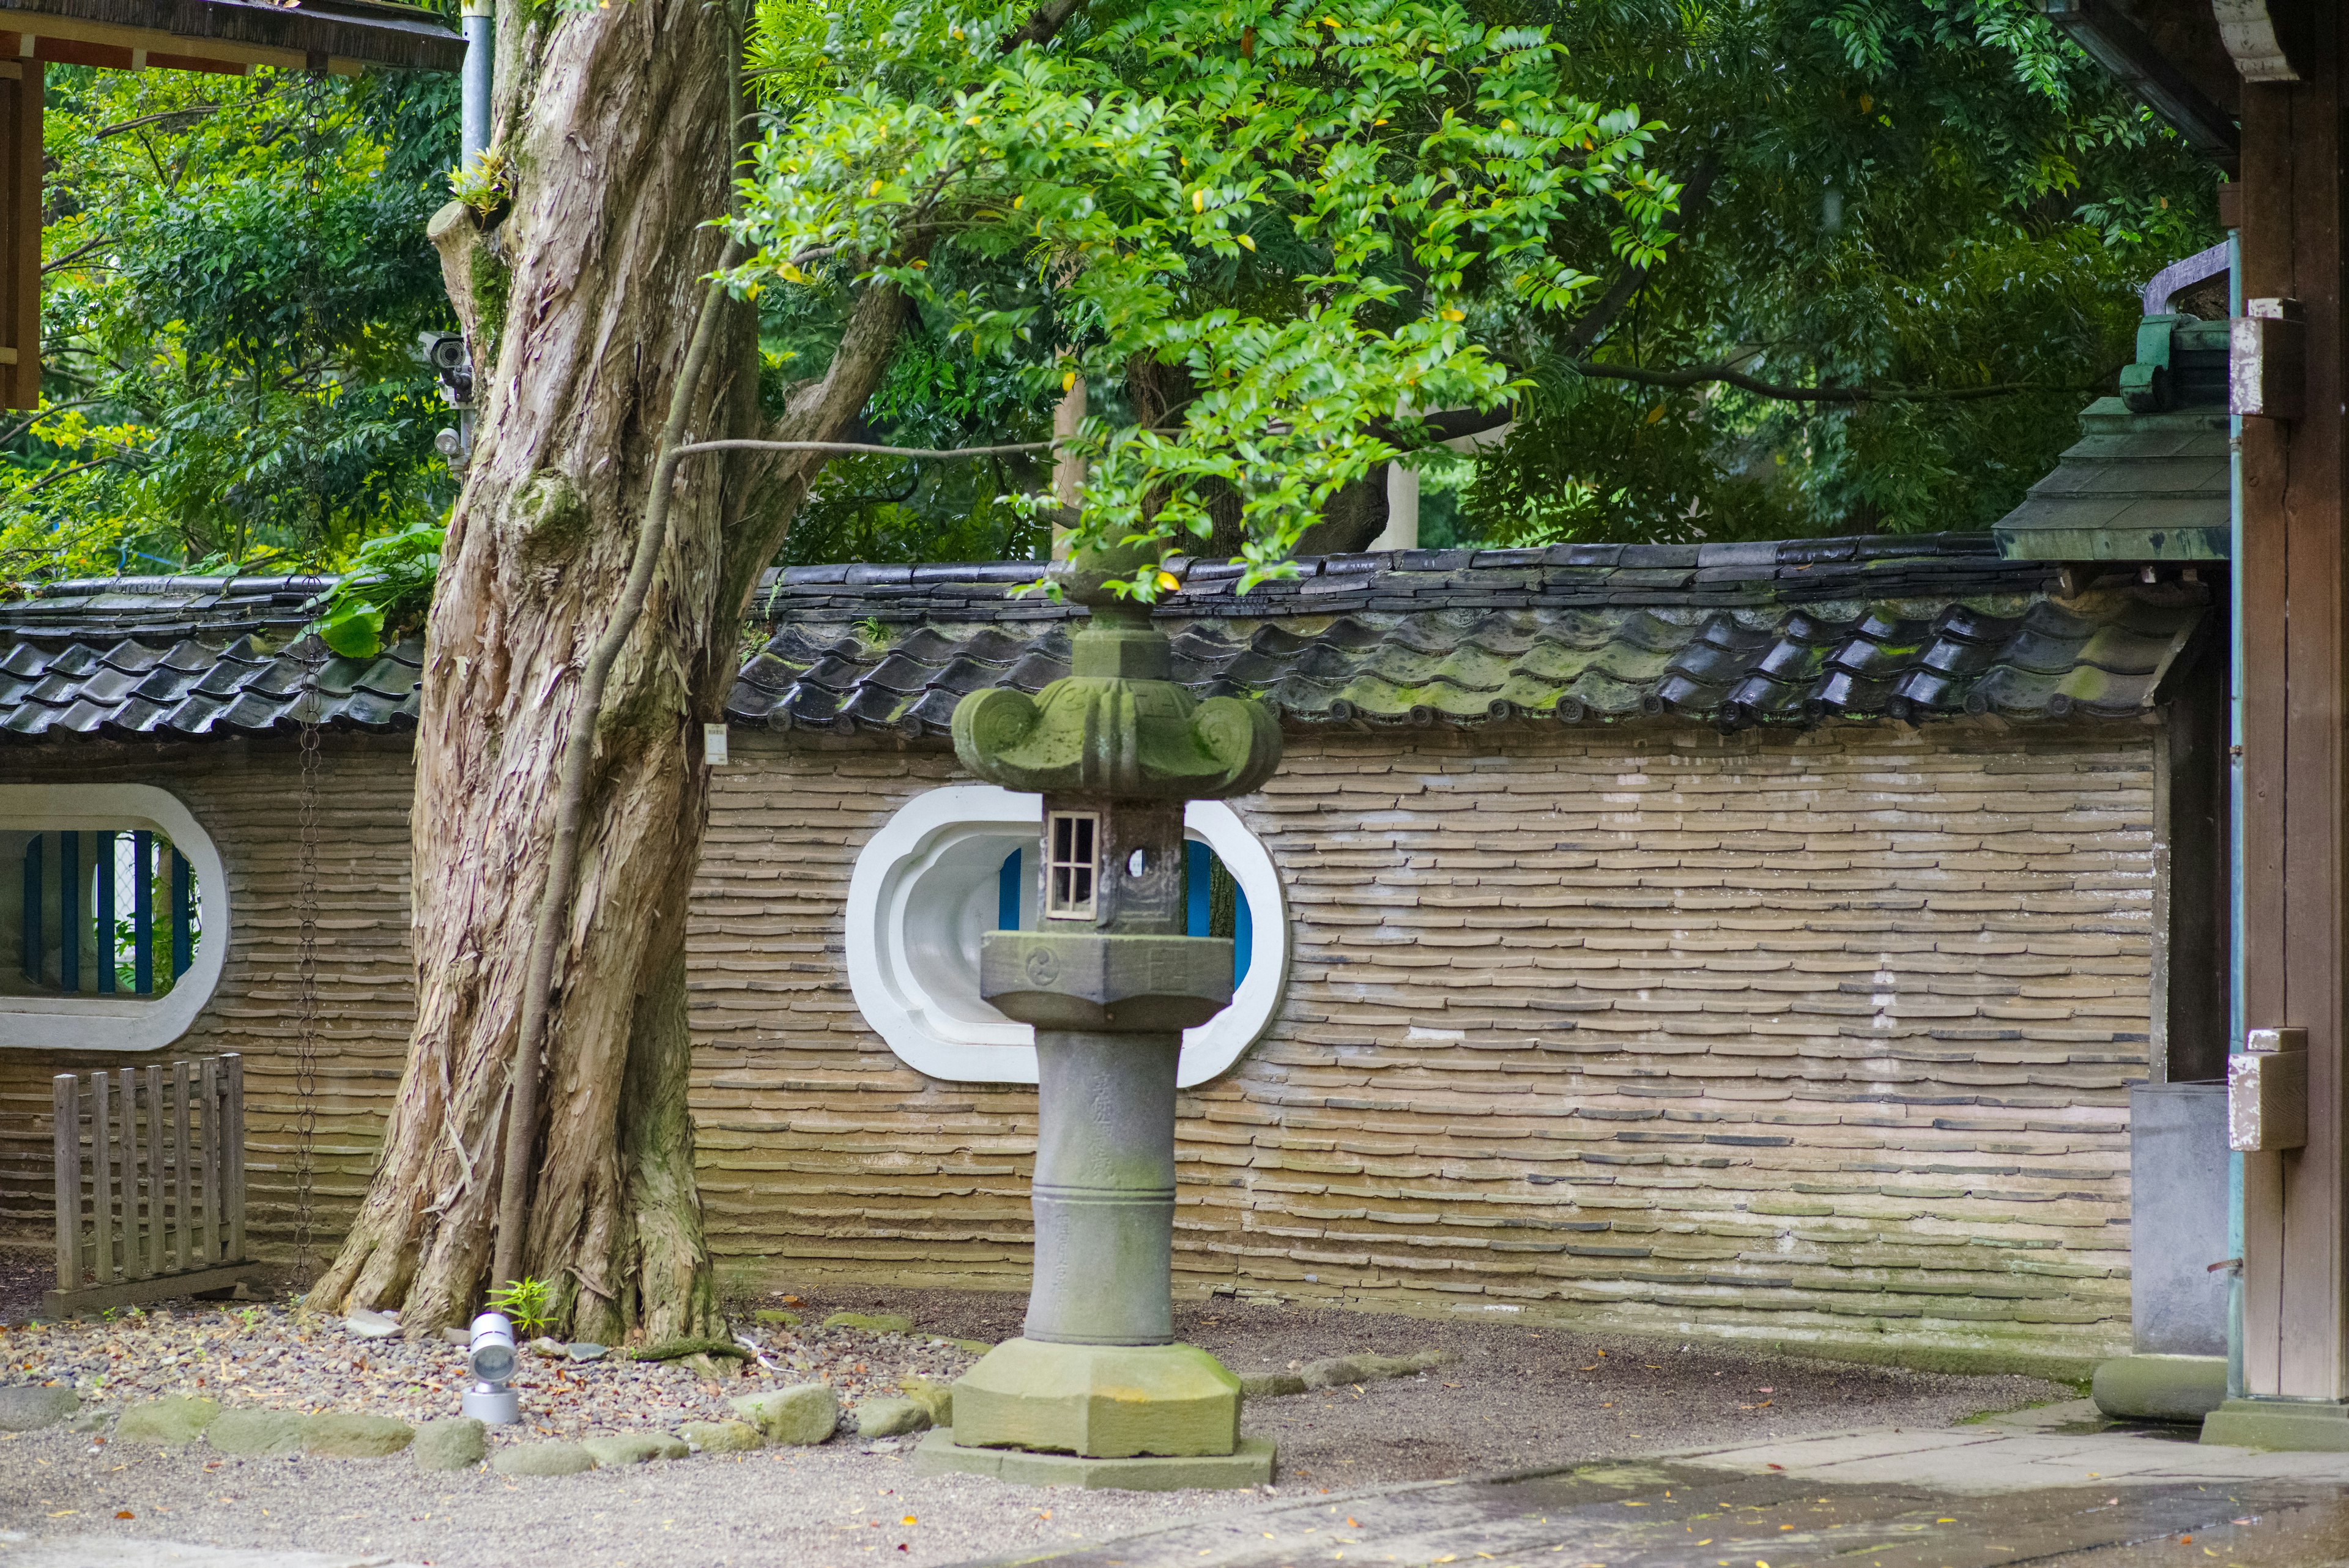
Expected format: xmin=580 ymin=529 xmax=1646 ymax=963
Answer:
xmin=912 ymin=543 xmax=1282 ymax=1489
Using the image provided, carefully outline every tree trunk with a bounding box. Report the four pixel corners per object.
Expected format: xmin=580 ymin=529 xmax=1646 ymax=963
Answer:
xmin=311 ymin=0 xmax=905 ymax=1340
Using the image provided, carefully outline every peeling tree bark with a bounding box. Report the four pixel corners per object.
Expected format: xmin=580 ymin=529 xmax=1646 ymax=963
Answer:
xmin=311 ymin=0 xmax=910 ymax=1340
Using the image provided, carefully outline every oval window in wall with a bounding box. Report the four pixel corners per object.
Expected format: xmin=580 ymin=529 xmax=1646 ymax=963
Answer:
xmin=845 ymin=785 xmax=1287 ymax=1086
xmin=0 ymin=784 xmax=229 ymax=1052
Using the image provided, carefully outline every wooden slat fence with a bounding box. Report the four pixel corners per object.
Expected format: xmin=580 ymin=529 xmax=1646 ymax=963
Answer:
xmin=45 ymin=1053 xmax=262 ymax=1315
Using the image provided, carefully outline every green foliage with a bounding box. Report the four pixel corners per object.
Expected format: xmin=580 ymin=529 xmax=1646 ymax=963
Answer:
xmin=1457 ymin=0 xmax=2217 ymax=544
xmin=731 ymin=0 xmax=1674 ymax=592
xmin=486 ymin=1276 xmax=555 ymax=1339
xmin=0 ymin=64 xmax=460 ymax=582
xmin=311 ymin=522 xmax=445 ymax=659
xmin=743 ymin=0 xmax=2214 ymax=564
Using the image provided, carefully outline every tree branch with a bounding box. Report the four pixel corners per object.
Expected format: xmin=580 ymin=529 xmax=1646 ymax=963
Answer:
xmin=40 ymin=240 xmax=108 ymax=277
xmin=95 ymin=104 xmax=222 ymax=139
xmin=1570 ymin=359 xmax=2068 ymax=404
xmin=677 ymin=437 xmax=1048 ymax=459
xmin=1560 ymin=153 xmax=1720 ymax=355
xmin=1001 ymin=0 xmax=1087 ymax=51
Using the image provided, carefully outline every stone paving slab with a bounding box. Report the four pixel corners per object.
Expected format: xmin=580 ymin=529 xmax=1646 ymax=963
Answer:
xmin=0 ymin=1533 xmax=425 ymax=1568
xmin=967 ymin=1462 xmax=2348 ymax=1568
xmin=966 ymin=1418 xmax=2349 ymax=1568
xmin=1679 ymin=1425 xmax=2349 ymax=1492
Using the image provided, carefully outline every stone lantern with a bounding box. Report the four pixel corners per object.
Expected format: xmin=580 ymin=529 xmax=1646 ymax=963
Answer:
xmin=913 ymin=543 xmax=1282 ymax=1488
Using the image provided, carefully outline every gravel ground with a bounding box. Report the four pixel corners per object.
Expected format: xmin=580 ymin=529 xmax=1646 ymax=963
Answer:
xmin=0 ymin=1282 xmax=2072 ymax=1567
xmin=0 ymin=1296 xmax=985 ymax=1440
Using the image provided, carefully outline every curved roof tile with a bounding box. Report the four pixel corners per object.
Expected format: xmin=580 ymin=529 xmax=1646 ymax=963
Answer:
xmin=0 ymin=537 xmax=2210 ymax=744
xmin=724 ymin=535 xmax=2208 ymax=732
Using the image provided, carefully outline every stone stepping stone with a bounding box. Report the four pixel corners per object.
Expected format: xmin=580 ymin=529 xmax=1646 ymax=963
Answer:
xmin=853 ymin=1395 xmax=929 ymax=1438
xmin=411 ymin=1418 xmax=486 ymax=1471
xmin=822 ymin=1311 xmax=914 ymax=1334
xmin=206 ymin=1408 xmax=306 ymax=1457
xmin=303 ymin=1412 xmax=415 ymax=1457
xmin=677 ymin=1419 xmax=762 ymax=1453
xmin=730 ymin=1383 xmax=837 ymax=1444
xmin=582 ymin=1432 xmax=688 ymax=1467
xmin=491 ymin=1441 xmax=595 ymax=1477
xmin=117 ymin=1397 xmax=220 ymax=1444
xmin=0 ymin=1385 xmax=78 ymax=1432
xmin=899 ymin=1377 xmax=952 ymax=1426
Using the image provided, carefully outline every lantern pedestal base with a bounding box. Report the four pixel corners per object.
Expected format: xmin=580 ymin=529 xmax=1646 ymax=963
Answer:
xmin=912 ymin=1430 xmax=1276 ymax=1491
xmin=949 ymin=1337 xmax=1242 ymax=1457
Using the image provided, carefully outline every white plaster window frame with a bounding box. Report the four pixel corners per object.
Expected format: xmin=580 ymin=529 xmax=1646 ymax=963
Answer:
xmin=0 ymin=784 xmax=230 ymax=1051
xmin=845 ymin=784 xmax=1287 ymax=1087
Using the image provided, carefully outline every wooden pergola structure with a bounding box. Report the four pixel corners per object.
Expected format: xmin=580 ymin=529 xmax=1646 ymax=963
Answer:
xmin=0 ymin=0 xmax=462 ymax=410
xmin=2052 ymin=0 xmax=2349 ymax=1447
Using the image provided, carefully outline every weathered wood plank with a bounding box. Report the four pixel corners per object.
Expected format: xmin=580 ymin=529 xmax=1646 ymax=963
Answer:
xmin=89 ymin=1071 xmax=110 ymax=1285
xmin=50 ymin=1074 xmax=75 ymax=1293
xmin=199 ymin=1057 xmax=220 ymax=1268
xmin=39 ymin=1260 xmax=267 ymax=1320
xmin=171 ymin=1060 xmax=190 ymax=1273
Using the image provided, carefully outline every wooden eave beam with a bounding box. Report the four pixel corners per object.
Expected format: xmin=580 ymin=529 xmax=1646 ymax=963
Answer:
xmin=0 ymin=0 xmax=462 ymax=76
xmin=2043 ymin=0 xmax=2243 ymax=173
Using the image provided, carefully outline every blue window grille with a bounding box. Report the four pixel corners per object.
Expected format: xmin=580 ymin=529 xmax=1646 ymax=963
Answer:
xmin=16 ymin=830 xmax=199 ymax=996
xmin=996 ymin=841 xmax=1250 ymax=985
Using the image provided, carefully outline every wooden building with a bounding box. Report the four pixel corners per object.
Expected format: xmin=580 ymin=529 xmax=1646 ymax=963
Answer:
xmin=0 ymin=537 xmax=2218 ymax=1377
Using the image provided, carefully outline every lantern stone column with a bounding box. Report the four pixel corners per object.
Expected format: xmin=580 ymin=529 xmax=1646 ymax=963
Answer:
xmin=912 ymin=546 xmax=1282 ymax=1489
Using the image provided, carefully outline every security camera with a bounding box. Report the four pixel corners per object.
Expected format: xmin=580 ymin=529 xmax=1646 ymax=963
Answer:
xmin=420 ymin=330 xmax=475 ymax=407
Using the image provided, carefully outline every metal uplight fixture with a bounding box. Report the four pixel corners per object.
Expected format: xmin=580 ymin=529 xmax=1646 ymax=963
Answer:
xmin=461 ymin=1310 xmax=520 ymax=1423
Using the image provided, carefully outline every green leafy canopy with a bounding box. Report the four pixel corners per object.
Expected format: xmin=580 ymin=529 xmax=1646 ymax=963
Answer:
xmin=311 ymin=521 xmax=445 ymax=660
xmin=727 ymin=0 xmax=1679 ymax=595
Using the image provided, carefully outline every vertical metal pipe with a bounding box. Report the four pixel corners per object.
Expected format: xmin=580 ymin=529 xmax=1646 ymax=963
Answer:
xmin=95 ymin=830 xmax=114 ymax=994
xmin=170 ymin=850 xmax=191 ymax=980
xmin=461 ymin=0 xmax=492 ymax=170
xmin=2227 ymin=224 xmax=2247 ymax=1404
xmin=132 ymin=829 xmax=151 ymax=994
xmin=58 ymin=831 xmax=76 ymax=993
xmin=21 ymin=833 xmax=39 ymax=985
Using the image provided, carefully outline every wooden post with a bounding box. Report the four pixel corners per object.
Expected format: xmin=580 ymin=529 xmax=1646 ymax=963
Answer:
xmin=198 ymin=1057 xmax=219 ymax=1268
xmin=171 ymin=1060 xmax=190 ymax=1273
xmin=50 ymin=1074 xmax=76 ymax=1293
xmin=224 ymin=1053 xmax=246 ymax=1265
xmin=143 ymin=1064 xmax=162 ymax=1277
xmin=117 ymin=1067 xmax=140 ymax=1280
xmin=89 ymin=1070 xmax=111 ymax=1284
xmin=0 ymin=60 xmax=37 ymax=412
xmin=2203 ymin=3 xmax=2349 ymax=1449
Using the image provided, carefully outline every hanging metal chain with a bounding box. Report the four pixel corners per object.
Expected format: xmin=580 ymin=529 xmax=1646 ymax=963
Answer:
xmin=294 ymin=634 xmax=324 ymax=1279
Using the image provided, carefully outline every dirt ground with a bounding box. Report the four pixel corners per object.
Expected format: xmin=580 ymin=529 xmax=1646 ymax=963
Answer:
xmin=0 ymin=1279 xmax=2072 ymax=1567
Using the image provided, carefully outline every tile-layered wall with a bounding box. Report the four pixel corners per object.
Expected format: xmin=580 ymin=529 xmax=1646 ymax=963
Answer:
xmin=692 ymin=723 xmax=2156 ymax=1372
xmin=0 ymin=718 xmax=2156 ymax=1373
xmin=0 ymin=738 xmax=418 ymax=1254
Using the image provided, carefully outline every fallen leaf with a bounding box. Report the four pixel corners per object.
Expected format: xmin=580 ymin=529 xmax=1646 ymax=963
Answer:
xmin=902 ymin=1516 xmax=917 ymax=1525
xmin=115 ymin=1510 xmax=133 ymax=1520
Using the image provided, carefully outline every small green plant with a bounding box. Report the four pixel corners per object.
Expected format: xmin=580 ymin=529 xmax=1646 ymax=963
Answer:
xmin=486 ymin=1276 xmax=555 ymax=1339
xmin=447 ymin=146 xmax=511 ymax=218
xmin=310 ymin=522 xmax=444 ymax=660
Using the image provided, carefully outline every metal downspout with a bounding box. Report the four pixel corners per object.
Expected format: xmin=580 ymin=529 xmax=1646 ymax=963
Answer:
xmin=2227 ymin=225 xmax=2247 ymax=1403
xmin=461 ymin=0 xmax=492 ymax=171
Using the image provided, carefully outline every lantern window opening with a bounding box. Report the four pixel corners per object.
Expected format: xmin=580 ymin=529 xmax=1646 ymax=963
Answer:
xmin=1046 ymin=811 xmax=1098 ymax=918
